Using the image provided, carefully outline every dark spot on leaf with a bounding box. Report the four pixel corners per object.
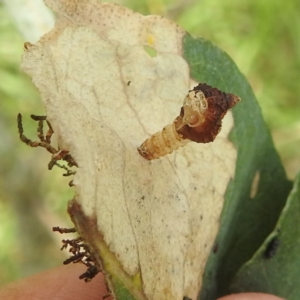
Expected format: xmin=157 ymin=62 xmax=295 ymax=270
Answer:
xmin=213 ymin=242 xmax=219 ymax=253
xmin=264 ymin=237 xmax=280 ymax=259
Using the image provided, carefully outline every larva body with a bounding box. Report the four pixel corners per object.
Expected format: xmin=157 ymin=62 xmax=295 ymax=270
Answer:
xmin=138 ymin=83 xmax=240 ymax=160
xmin=137 ymin=122 xmax=189 ymax=160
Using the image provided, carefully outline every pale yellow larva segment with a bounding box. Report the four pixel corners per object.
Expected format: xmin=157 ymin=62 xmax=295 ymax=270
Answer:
xmin=138 ymin=123 xmax=189 ymax=160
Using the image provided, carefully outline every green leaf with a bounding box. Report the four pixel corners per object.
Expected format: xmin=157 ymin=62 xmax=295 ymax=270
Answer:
xmin=182 ymin=34 xmax=292 ymax=299
xmin=229 ymin=170 xmax=300 ymax=299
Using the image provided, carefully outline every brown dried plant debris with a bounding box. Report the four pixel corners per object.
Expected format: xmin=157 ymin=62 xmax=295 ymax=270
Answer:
xmin=138 ymin=83 xmax=240 ymax=160
xmin=52 ymin=226 xmax=101 ymax=282
xmin=17 ymin=113 xmax=78 ymax=174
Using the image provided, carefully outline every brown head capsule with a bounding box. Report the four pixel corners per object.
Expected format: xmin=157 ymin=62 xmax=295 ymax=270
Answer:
xmin=137 ymin=83 xmax=240 ymax=160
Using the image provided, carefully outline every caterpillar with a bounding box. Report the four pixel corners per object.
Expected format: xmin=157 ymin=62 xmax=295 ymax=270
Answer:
xmin=137 ymin=83 xmax=240 ymax=160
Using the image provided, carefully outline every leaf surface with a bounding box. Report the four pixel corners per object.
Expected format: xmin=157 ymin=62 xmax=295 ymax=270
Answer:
xmin=21 ymin=1 xmax=239 ymax=299
xmin=229 ymin=170 xmax=300 ymax=299
xmin=181 ymin=35 xmax=292 ymax=299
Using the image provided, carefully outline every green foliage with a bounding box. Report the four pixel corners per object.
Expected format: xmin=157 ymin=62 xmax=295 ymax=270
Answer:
xmin=111 ymin=278 xmax=138 ymax=300
xmin=183 ymin=34 xmax=292 ymax=299
xmin=177 ymin=0 xmax=300 ymax=130
xmin=230 ymin=170 xmax=300 ymax=299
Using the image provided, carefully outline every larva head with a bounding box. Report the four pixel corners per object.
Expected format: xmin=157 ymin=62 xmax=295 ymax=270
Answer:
xmin=176 ymin=90 xmax=208 ymax=130
xmin=176 ymin=83 xmax=240 ymax=143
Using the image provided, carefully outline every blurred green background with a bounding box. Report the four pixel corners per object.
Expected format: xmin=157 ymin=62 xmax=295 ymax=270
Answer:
xmin=0 ymin=0 xmax=299 ymax=287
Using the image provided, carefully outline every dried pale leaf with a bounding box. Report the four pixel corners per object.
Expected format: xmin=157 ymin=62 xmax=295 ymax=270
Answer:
xmin=21 ymin=0 xmax=238 ymax=299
